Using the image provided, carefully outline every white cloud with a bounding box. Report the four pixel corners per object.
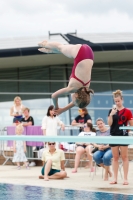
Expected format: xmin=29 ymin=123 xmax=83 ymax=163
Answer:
xmin=62 ymin=0 xmax=133 ymax=17
xmin=0 ymin=0 xmax=133 ymax=38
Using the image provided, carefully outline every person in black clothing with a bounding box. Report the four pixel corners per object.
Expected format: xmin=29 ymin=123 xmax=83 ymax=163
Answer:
xmin=20 ymin=107 xmax=36 ymax=166
xmin=71 ymin=108 xmax=92 ymax=132
xmin=20 ymin=107 xmax=34 ymax=126
xmin=20 ymin=107 xmax=40 ymax=166
xmin=108 ymin=90 xmax=133 ymax=185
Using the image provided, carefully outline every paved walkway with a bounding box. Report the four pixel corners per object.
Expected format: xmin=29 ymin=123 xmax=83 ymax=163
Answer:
xmin=0 ymin=163 xmax=133 ymax=195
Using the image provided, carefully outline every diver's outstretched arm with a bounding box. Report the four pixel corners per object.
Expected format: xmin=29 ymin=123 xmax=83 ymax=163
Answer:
xmin=54 ymin=102 xmax=75 ymax=115
xmin=52 ymin=87 xmax=75 ymax=109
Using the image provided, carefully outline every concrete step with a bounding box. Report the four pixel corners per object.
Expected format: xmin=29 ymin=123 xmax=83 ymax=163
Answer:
xmin=1 ymin=148 xmax=133 ymax=167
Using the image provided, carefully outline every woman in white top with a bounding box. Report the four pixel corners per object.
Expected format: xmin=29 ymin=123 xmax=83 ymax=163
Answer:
xmin=10 ymin=96 xmax=25 ymax=123
xmin=41 ymin=105 xmax=65 ymax=148
xmin=72 ymin=122 xmax=96 ymax=173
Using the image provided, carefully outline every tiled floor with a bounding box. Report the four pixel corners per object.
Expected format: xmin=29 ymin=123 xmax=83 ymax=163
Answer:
xmin=0 ymin=163 xmax=133 ymax=195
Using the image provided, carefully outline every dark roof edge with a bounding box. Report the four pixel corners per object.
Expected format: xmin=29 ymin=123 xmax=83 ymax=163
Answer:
xmin=65 ymin=34 xmax=133 ymax=51
xmin=0 ymin=34 xmax=133 ymax=58
xmin=0 ymin=47 xmax=42 ymax=58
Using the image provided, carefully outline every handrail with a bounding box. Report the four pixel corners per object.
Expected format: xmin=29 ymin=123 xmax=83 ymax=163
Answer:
xmin=119 ymin=126 xmax=133 ymax=130
xmin=0 ymin=125 xmax=133 ymax=166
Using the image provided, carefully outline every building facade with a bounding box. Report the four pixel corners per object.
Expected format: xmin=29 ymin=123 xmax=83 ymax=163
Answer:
xmin=0 ymin=33 xmax=133 ymax=127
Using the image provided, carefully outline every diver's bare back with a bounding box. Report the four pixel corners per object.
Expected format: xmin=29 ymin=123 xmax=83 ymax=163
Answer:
xmin=71 ymin=59 xmax=93 ymax=87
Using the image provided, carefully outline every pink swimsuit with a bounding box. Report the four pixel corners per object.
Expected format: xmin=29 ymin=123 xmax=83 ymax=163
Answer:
xmin=70 ymin=44 xmax=94 ymax=86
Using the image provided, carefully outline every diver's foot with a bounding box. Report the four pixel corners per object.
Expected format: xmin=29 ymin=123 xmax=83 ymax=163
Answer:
xmin=38 ymin=40 xmax=48 ymax=48
xmin=38 ymin=48 xmax=53 ymax=53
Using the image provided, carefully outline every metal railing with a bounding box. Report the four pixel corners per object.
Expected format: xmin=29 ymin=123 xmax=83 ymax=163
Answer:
xmin=0 ymin=125 xmax=133 ymax=166
xmin=0 ymin=125 xmax=79 ymax=166
xmin=0 ymin=125 xmax=87 ymax=166
xmin=0 ymin=127 xmax=2 ymax=155
xmin=0 ymin=126 xmax=44 ymax=165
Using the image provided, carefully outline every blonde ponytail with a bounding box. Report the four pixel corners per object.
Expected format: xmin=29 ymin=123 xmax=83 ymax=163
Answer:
xmin=113 ymin=90 xmax=123 ymax=99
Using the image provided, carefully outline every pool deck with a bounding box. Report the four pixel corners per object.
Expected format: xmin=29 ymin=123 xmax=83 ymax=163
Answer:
xmin=0 ymin=163 xmax=133 ymax=195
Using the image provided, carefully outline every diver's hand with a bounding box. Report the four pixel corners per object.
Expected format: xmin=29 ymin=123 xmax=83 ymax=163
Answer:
xmin=54 ymin=108 xmax=64 ymax=115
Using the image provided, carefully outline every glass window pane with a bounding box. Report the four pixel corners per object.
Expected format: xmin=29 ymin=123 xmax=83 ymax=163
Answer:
xmin=90 ymin=82 xmax=112 ymax=93
xmin=0 ymin=82 xmax=18 ymax=92
xmin=111 ymin=83 xmax=133 ymax=94
xmin=122 ymin=95 xmax=133 ymax=108
xmin=92 ymin=63 xmax=110 ymax=81
xmin=0 ymin=95 xmax=70 ymax=127
xmin=19 ymin=66 xmax=49 ymax=80
xmin=50 ymin=82 xmax=66 ymax=93
xmin=19 ymin=81 xmax=49 ymax=93
xmin=110 ymin=62 xmax=133 ymax=69
xmin=50 ymin=66 xmax=66 ymax=80
xmin=0 ymin=68 xmax=18 ymax=79
xmin=110 ymin=70 xmax=133 ymax=82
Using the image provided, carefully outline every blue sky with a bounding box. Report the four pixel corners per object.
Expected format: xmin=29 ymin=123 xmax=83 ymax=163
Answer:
xmin=1 ymin=0 xmax=133 ymax=38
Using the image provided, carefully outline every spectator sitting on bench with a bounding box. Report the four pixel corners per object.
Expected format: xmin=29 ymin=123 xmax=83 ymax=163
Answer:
xmin=93 ymin=118 xmax=112 ymax=181
xmin=72 ymin=122 xmax=96 ymax=173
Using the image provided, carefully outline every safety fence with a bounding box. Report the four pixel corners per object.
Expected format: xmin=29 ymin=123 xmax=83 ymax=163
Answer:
xmin=0 ymin=127 xmax=3 ymax=155
xmin=0 ymin=125 xmax=133 ymax=167
xmin=0 ymin=125 xmax=80 ymax=166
